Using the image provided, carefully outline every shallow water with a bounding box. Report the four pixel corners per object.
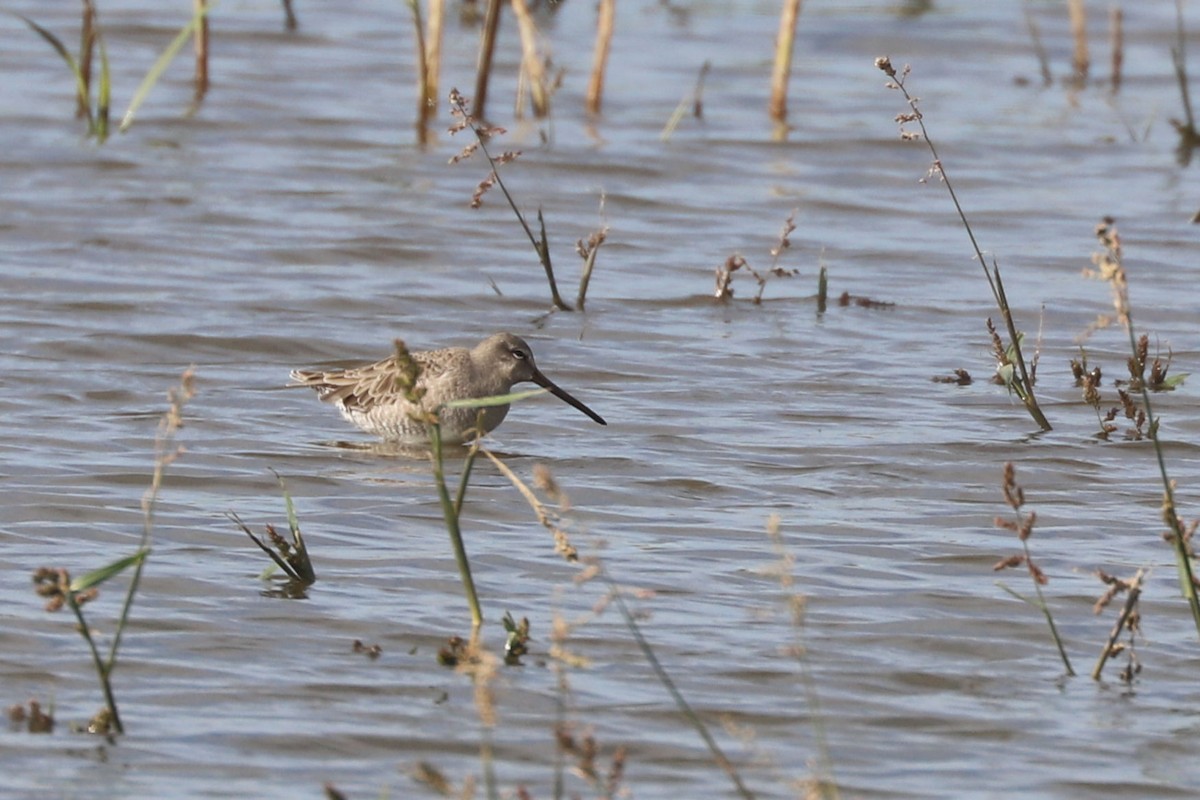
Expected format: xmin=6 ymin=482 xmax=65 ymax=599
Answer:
xmin=3 ymin=1 xmax=1200 ymax=797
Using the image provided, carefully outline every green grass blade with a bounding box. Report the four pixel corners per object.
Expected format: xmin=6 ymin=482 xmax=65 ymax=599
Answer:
xmin=96 ymin=34 xmax=110 ymax=141
xmin=442 ymin=388 xmax=548 ymax=411
xmin=119 ymin=5 xmax=210 ymax=133
xmin=9 ymin=12 xmax=93 ymax=129
xmin=70 ymin=548 xmax=150 ymax=593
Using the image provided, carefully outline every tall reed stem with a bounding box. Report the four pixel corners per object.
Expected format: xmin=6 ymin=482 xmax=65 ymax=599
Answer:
xmin=876 ymin=58 xmax=1050 ymax=431
xmin=769 ymin=0 xmax=803 ymax=122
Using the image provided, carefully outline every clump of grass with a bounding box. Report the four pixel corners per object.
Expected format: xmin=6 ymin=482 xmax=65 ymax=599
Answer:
xmin=713 ymin=209 xmax=800 ymax=303
xmin=1083 ymin=217 xmax=1200 ymax=635
xmin=500 ymin=611 xmax=530 ymax=665
xmin=449 ymin=89 xmax=599 ymax=312
xmin=30 ymin=369 xmax=194 ymax=734
xmin=12 ymin=5 xmax=211 ymax=141
xmin=1091 ymin=568 xmax=1145 ymax=683
xmin=876 ymin=56 xmax=1051 ymax=431
xmin=9 ymin=8 xmax=111 ymax=141
xmin=992 ymin=462 xmax=1075 ymax=676
xmin=1119 ymin=333 xmax=1185 ymax=393
xmin=229 ymin=471 xmax=315 ymax=592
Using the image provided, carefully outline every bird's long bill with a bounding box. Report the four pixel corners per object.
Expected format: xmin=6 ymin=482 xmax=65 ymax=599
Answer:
xmin=532 ymin=368 xmax=607 ymax=426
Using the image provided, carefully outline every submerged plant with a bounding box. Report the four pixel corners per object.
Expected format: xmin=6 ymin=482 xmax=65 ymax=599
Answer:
xmin=713 ymin=209 xmax=800 ymax=303
xmin=875 ymin=56 xmax=1050 ymax=431
xmin=993 ymin=462 xmax=1075 ymax=676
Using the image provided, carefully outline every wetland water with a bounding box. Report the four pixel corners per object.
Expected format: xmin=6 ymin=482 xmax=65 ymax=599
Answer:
xmin=3 ymin=1 xmax=1200 ymax=797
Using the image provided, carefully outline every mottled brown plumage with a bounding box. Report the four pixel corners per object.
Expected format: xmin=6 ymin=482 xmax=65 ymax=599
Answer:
xmin=290 ymin=332 xmax=605 ymax=444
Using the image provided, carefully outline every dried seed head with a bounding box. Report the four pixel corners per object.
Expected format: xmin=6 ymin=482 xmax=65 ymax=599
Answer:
xmin=993 ymin=554 xmax=1025 ymax=571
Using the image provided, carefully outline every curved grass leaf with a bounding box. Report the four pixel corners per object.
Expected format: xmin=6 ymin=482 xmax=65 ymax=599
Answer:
xmin=119 ymin=5 xmax=210 ymax=133
xmin=7 ymin=12 xmax=93 ymax=130
xmin=70 ymin=548 xmax=150 ymax=593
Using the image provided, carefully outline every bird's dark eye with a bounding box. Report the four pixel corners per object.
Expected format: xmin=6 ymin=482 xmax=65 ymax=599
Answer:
xmin=511 ymin=348 xmax=527 ymax=360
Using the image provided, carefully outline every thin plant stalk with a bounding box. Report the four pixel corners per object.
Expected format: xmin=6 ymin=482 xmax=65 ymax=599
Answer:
xmin=575 ymin=199 xmax=608 ymax=310
xmin=429 ymin=421 xmax=483 ymax=628
xmin=661 ymin=61 xmax=710 ymax=141
xmin=486 ymin=460 xmax=751 ymax=795
xmin=409 ymin=0 xmax=430 ymax=142
xmin=598 ymin=561 xmax=756 ymax=800
xmin=586 ymin=0 xmax=615 ymax=116
xmin=281 ymin=0 xmax=297 ymax=31
xmin=39 ymin=369 xmax=194 ymax=733
xmin=1067 ymin=0 xmax=1089 ymax=84
xmin=409 ymin=0 xmax=444 ymax=142
xmin=1172 ymin=0 xmax=1198 ymax=146
xmin=106 ymin=370 xmax=196 ymax=688
xmin=1110 ymin=5 xmax=1123 ymax=92
xmin=1092 ymin=220 xmax=1200 ymax=635
xmin=61 ymin=551 xmax=146 ymax=732
xmin=193 ymin=0 xmax=209 ymax=105
xmin=876 ymin=58 xmax=1051 ymax=431
xmin=766 ymin=516 xmax=840 ymax=799
xmin=994 ymin=463 xmax=1074 ymax=675
xmin=425 ymin=0 xmax=444 ymax=118
xmin=998 ymin=545 xmax=1075 ymax=676
xmin=473 ymin=0 xmax=503 ymax=121
xmin=95 ymin=36 xmax=111 ymax=141
xmin=450 ymin=90 xmax=573 ymax=310
xmin=769 ymin=0 xmax=803 ymax=122
xmin=1124 ymin=330 xmax=1200 ymax=634
xmin=1022 ymin=1 xmax=1052 ymax=87
xmin=510 ymin=0 xmax=548 ymax=118
xmin=1091 ymin=569 xmax=1144 ymax=679
xmin=78 ymin=0 xmax=96 ymax=119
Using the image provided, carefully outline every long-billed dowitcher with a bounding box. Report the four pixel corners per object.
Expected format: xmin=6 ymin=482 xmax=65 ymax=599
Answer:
xmin=289 ymin=332 xmax=606 ymax=444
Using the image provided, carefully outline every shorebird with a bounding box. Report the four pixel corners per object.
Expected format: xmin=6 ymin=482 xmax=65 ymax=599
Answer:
xmin=289 ymin=332 xmax=606 ymax=444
